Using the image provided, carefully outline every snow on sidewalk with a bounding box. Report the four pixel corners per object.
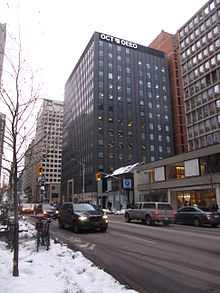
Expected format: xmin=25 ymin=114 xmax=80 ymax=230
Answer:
xmin=0 ymin=220 xmax=137 ymax=293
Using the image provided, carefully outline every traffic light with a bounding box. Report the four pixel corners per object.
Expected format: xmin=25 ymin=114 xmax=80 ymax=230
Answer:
xmin=37 ymin=165 xmax=43 ymax=177
xmin=96 ymin=173 xmax=101 ymax=182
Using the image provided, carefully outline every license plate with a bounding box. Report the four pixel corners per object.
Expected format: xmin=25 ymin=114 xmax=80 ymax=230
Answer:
xmin=214 ymin=215 xmax=218 ymax=218
xmin=164 ymin=217 xmax=168 ymax=220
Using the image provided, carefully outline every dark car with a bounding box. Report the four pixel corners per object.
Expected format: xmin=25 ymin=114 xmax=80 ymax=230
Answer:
xmin=175 ymin=206 xmax=220 ymax=227
xmin=35 ymin=203 xmax=58 ymax=219
xmin=58 ymin=202 xmax=109 ymax=233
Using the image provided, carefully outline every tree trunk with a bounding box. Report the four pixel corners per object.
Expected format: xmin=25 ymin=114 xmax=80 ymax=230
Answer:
xmin=13 ymin=161 xmax=19 ymax=277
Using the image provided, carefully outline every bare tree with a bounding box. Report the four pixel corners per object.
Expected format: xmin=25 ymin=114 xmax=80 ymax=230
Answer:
xmin=0 ymin=19 xmax=41 ymax=276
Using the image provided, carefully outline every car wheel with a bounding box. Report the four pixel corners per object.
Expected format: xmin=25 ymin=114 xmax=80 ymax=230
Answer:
xmin=193 ymin=218 xmax=201 ymax=227
xmin=58 ymin=218 xmax=64 ymax=229
xmin=73 ymin=221 xmax=80 ymax=233
xmin=163 ymin=220 xmax=170 ymax=226
xmin=211 ymin=224 xmax=218 ymax=227
xmin=145 ymin=215 xmax=152 ymax=226
xmin=125 ymin=213 xmax=131 ymax=223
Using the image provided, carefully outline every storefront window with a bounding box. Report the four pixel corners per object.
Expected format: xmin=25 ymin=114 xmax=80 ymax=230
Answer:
xmin=173 ymin=189 xmax=216 ymax=210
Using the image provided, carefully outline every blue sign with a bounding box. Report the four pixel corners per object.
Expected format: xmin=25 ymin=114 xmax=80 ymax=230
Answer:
xmin=124 ymin=189 xmax=128 ymax=196
xmin=123 ymin=179 xmax=131 ymax=189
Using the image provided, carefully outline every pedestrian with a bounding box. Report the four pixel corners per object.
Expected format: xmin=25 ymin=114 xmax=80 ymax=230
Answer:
xmin=212 ymin=201 xmax=219 ymax=212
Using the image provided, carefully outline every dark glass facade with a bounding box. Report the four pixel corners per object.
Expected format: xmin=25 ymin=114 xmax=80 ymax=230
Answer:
xmin=61 ymin=32 xmax=174 ymax=198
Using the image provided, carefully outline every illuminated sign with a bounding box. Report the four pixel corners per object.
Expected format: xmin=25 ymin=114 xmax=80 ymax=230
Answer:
xmin=100 ymin=33 xmax=138 ymax=49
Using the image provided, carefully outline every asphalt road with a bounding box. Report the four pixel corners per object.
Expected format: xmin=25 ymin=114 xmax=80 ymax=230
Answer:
xmin=48 ymin=214 xmax=220 ymax=293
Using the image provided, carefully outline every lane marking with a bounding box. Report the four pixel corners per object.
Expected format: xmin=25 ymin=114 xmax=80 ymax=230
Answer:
xmin=89 ymin=243 xmax=96 ymax=250
xmin=120 ymin=233 xmax=156 ymax=245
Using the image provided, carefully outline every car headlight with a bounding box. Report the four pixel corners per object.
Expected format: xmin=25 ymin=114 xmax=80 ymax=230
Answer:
xmin=102 ymin=214 xmax=109 ymax=221
xmin=78 ymin=216 xmax=88 ymax=221
xmin=55 ymin=210 xmax=59 ymax=214
xmin=43 ymin=211 xmax=47 ymax=215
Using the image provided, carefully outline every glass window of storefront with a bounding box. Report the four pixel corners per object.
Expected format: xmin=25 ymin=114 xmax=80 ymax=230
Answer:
xmin=171 ymin=189 xmax=216 ymax=210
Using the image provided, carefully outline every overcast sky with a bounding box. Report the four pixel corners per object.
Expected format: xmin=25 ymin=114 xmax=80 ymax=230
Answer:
xmin=1 ymin=0 xmax=207 ymax=102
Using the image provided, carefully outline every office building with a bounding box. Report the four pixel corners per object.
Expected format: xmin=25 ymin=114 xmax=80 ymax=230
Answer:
xmin=62 ymin=32 xmax=174 ymax=201
xmin=23 ymin=99 xmax=63 ymax=203
xmin=178 ymin=0 xmax=220 ymax=151
xmin=0 ymin=23 xmax=6 ymax=83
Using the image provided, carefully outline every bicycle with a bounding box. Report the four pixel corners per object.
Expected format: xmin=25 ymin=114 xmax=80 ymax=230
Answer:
xmin=35 ymin=217 xmax=51 ymax=252
xmin=5 ymin=217 xmax=15 ymax=251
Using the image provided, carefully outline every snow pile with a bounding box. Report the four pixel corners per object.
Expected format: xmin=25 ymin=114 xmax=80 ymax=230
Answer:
xmin=0 ymin=219 xmax=137 ymax=293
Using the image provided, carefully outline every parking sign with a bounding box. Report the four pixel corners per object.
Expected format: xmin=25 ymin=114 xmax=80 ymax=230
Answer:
xmin=123 ymin=179 xmax=131 ymax=189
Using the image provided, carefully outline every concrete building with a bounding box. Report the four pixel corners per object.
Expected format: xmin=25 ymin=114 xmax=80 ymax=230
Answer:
xmin=62 ymin=32 xmax=174 ymax=202
xmin=23 ymin=99 xmax=63 ymax=203
xmin=149 ymin=0 xmax=220 ymax=153
xmin=136 ymin=144 xmax=220 ymax=210
xmin=0 ymin=23 xmax=6 ymax=84
xmin=178 ymin=0 xmax=220 ymax=151
xmin=23 ymin=139 xmax=37 ymax=202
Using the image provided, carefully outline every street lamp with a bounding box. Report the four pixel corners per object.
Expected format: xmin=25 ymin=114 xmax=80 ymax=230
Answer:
xmin=71 ymin=159 xmax=86 ymax=201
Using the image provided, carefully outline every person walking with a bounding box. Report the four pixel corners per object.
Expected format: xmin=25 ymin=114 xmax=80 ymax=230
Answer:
xmin=212 ymin=201 xmax=219 ymax=212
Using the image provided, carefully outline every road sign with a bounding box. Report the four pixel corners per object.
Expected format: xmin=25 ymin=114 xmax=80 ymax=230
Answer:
xmin=123 ymin=179 xmax=131 ymax=189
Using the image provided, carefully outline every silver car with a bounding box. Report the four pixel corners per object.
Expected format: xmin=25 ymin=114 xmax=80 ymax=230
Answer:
xmin=125 ymin=202 xmax=175 ymax=226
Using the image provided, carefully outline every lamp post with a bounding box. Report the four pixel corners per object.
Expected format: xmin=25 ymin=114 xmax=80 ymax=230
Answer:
xmin=71 ymin=159 xmax=85 ymax=201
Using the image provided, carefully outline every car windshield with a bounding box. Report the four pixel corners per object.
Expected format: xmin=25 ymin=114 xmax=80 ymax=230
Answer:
xmin=73 ymin=203 xmax=95 ymax=212
xmin=42 ymin=204 xmax=55 ymax=210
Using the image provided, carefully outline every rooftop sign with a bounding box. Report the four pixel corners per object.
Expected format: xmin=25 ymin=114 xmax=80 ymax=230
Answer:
xmin=99 ymin=33 xmax=138 ymax=49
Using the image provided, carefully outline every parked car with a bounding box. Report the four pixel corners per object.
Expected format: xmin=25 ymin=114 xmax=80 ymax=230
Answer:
xmin=58 ymin=202 xmax=109 ymax=233
xmin=20 ymin=203 xmax=34 ymax=214
xmin=175 ymin=206 xmax=220 ymax=227
xmin=125 ymin=202 xmax=175 ymax=226
xmin=35 ymin=203 xmax=58 ymax=219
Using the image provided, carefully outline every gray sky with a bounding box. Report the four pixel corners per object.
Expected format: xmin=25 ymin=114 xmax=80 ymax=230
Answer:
xmin=1 ymin=0 xmax=207 ymax=101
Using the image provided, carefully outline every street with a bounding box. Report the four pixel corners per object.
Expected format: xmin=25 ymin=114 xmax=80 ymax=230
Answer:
xmin=47 ymin=214 xmax=220 ymax=293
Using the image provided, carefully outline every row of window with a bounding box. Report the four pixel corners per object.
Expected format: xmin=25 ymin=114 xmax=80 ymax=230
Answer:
xmin=179 ymin=0 xmax=219 ymax=38
xmin=183 ymin=56 xmax=220 ymax=88
xmin=188 ymin=114 xmax=220 ymax=136
xmin=188 ymin=130 xmax=220 ymax=151
xmin=186 ymin=88 xmax=220 ymax=112
xmin=182 ymin=39 xmax=220 ymax=73
xmin=45 ymin=178 xmax=61 ymax=183
xmin=184 ymin=75 xmax=220 ymax=100
xmin=180 ymin=16 xmax=219 ymax=49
